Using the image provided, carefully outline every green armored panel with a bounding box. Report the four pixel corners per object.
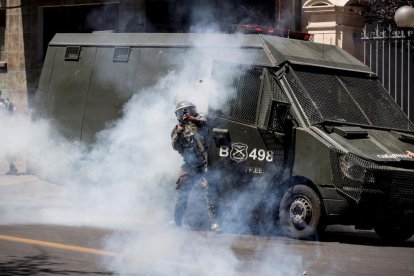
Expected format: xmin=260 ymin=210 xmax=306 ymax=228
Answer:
xmin=293 ymin=128 xmax=333 ymax=185
xmin=260 ymin=35 xmax=371 ymax=73
xmin=131 ymin=47 xmax=188 ymax=95
xmin=132 ymin=48 xmax=162 ymax=91
xmin=81 ymin=47 xmax=138 ymax=144
xmin=46 ymin=46 xmax=96 ymax=144
xmin=157 ymin=48 xmax=188 ymax=76
xmin=33 ymin=47 xmax=56 ymax=120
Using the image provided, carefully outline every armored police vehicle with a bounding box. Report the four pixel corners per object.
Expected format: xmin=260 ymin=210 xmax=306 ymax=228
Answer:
xmin=35 ymin=33 xmax=414 ymax=241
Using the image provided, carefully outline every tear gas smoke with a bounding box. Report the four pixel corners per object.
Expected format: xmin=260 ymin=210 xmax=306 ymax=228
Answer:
xmin=0 ymin=2 xmax=309 ymax=275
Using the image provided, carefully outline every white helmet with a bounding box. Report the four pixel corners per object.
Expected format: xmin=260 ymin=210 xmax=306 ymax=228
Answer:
xmin=175 ymin=100 xmax=197 ymax=120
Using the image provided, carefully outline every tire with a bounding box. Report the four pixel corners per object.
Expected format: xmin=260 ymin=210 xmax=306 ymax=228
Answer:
xmin=279 ymin=184 xmax=323 ymax=240
xmin=374 ymin=221 xmax=414 ymax=242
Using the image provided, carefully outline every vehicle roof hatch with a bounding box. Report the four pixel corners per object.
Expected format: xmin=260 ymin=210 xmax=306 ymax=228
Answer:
xmin=260 ymin=35 xmax=372 ymax=73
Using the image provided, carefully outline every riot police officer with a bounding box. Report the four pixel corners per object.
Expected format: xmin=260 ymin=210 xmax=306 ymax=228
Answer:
xmin=0 ymin=90 xmax=17 ymax=175
xmin=171 ymin=100 xmax=220 ymax=231
xmin=0 ymin=91 xmax=14 ymax=116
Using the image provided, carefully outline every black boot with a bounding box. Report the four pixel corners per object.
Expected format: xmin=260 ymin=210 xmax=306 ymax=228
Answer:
xmin=6 ymin=164 xmax=17 ymax=175
xmin=211 ymin=221 xmax=221 ymax=232
xmin=208 ymin=204 xmax=221 ymax=232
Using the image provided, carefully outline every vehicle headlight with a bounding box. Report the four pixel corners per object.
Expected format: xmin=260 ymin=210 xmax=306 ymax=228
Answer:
xmin=339 ymin=155 xmax=375 ymax=183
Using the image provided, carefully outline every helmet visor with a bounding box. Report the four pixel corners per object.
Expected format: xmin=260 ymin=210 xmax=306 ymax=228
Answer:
xmin=175 ymin=106 xmax=197 ymax=120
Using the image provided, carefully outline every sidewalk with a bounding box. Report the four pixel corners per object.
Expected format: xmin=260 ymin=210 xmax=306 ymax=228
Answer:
xmin=0 ymin=173 xmax=72 ymax=225
xmin=0 ymin=173 xmax=145 ymax=228
xmin=0 ymin=174 xmax=66 ymax=201
xmin=0 ymin=174 xmax=45 ymax=186
xmin=0 ymin=159 xmax=67 ymax=205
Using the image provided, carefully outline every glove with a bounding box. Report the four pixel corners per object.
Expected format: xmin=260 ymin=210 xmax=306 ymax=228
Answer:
xmin=176 ymin=124 xmax=184 ymax=133
xmin=182 ymin=114 xmax=196 ymax=122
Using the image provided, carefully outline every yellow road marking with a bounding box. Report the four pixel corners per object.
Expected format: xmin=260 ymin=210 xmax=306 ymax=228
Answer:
xmin=0 ymin=234 xmax=199 ymax=271
xmin=0 ymin=234 xmax=119 ymax=257
xmin=0 ymin=233 xmax=244 ymax=274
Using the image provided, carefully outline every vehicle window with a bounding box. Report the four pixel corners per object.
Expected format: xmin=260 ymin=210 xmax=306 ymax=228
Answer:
xmin=294 ymin=70 xmax=370 ymax=125
xmin=290 ymin=67 xmax=414 ymax=131
xmin=340 ymin=75 xmax=413 ymax=131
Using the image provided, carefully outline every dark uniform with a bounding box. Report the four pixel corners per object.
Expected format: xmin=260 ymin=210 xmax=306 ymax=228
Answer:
xmin=171 ymin=101 xmax=219 ymax=230
xmin=0 ymin=91 xmax=17 ymax=175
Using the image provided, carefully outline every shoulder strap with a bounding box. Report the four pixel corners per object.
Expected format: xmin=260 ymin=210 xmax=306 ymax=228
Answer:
xmin=187 ymin=122 xmax=206 ymax=153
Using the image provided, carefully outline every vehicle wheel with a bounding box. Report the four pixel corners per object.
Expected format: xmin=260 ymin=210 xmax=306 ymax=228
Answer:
xmin=374 ymin=221 xmax=414 ymax=242
xmin=279 ymin=184 xmax=323 ymax=240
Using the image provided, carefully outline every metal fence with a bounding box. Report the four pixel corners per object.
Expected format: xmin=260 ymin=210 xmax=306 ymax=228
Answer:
xmin=361 ymin=25 xmax=414 ymax=120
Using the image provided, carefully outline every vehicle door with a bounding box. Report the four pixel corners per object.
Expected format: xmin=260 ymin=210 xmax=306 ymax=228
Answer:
xmin=207 ymin=61 xmax=294 ymax=195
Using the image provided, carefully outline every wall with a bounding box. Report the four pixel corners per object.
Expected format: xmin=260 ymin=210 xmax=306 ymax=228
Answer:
xmin=1 ymin=0 xmax=26 ymax=112
xmin=303 ymin=0 xmax=365 ymax=60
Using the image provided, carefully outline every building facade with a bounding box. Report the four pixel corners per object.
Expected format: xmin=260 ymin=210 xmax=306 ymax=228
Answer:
xmin=303 ymin=0 xmax=365 ymax=60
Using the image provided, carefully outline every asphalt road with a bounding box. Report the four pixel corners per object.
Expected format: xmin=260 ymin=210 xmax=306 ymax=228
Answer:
xmin=0 ymin=224 xmax=413 ymax=276
xmin=1 ymin=175 xmax=414 ymax=275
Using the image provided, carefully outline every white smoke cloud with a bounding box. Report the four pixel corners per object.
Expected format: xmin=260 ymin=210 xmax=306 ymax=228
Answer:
xmin=0 ymin=3 xmax=312 ymax=275
xmin=102 ymin=224 xmax=305 ymax=276
xmin=0 ymin=114 xmax=83 ymax=180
